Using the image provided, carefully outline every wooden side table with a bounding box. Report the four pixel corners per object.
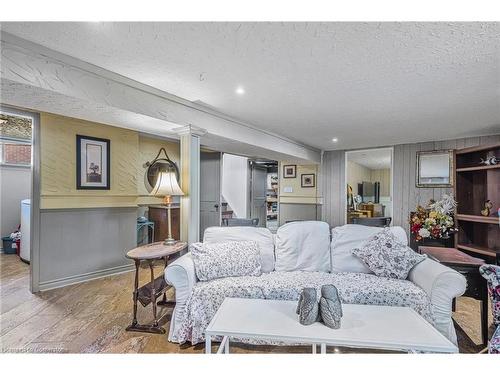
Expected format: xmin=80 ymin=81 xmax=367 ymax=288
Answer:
xmin=418 ymin=246 xmax=488 ymax=345
xmin=125 ymin=241 xmax=187 ymax=334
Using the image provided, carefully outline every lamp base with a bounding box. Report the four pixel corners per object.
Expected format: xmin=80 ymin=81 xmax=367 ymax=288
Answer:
xmin=163 ymin=238 xmax=177 ymax=246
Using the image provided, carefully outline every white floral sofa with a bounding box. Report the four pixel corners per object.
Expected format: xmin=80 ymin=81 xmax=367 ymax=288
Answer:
xmin=165 ymin=221 xmax=466 ymax=345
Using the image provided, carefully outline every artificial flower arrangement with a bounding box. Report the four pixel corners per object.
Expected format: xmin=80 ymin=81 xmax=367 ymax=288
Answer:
xmin=410 ymin=194 xmax=458 ymax=242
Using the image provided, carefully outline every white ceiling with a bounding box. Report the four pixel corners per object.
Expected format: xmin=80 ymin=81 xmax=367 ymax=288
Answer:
xmin=347 ymin=148 xmax=392 ymax=170
xmin=2 ymin=22 xmax=499 ymax=150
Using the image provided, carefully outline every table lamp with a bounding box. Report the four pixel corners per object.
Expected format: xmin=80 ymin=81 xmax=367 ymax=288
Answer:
xmin=150 ymin=171 xmax=184 ymax=245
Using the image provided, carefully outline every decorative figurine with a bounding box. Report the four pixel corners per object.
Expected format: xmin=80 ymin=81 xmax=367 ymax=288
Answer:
xmin=428 ymin=194 xmax=457 ymax=215
xmin=481 ymin=200 xmax=493 ymax=217
xmin=480 ymin=156 xmax=499 ymax=166
xmin=319 ymin=285 xmax=343 ymax=329
xmin=296 ymin=288 xmax=320 ymax=325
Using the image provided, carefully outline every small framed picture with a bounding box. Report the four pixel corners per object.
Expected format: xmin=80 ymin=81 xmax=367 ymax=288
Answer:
xmin=283 ymin=164 xmax=296 ymax=178
xmin=301 ymin=174 xmax=315 ymax=188
xmin=76 ymin=135 xmax=110 ymax=190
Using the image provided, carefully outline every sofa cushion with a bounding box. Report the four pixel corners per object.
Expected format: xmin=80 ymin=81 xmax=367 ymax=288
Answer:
xmin=330 ymin=224 xmax=408 ymax=274
xmin=352 ymin=228 xmax=426 ymax=279
xmin=174 ymin=270 xmax=433 ymax=344
xmin=274 ymin=221 xmax=331 ymax=272
xmin=190 ymin=241 xmax=261 ymax=281
xmin=203 ymin=226 xmax=275 ymax=273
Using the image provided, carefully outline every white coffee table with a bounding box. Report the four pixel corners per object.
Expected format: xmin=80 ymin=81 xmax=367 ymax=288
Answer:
xmin=205 ymin=298 xmax=458 ymax=354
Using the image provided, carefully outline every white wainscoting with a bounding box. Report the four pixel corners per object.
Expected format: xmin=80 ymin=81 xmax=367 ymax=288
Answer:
xmin=38 ymin=207 xmax=137 ymax=291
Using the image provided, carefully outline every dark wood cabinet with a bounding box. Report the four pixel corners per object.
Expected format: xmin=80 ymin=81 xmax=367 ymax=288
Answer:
xmin=148 ymin=205 xmax=181 ymax=243
xmin=454 ymin=143 xmax=499 ymax=264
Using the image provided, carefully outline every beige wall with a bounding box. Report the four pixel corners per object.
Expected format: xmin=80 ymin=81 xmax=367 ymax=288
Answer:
xmin=40 ymin=113 xmax=179 ymax=209
xmin=278 ymin=162 xmax=319 ymax=204
xmin=370 ymin=168 xmax=391 ymax=197
xmin=347 ymin=161 xmax=391 ymax=197
xmin=346 ymin=161 xmax=371 ymax=194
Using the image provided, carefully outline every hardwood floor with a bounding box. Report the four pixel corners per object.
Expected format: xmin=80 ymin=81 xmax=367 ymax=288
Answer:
xmin=0 ymin=254 xmax=491 ymax=353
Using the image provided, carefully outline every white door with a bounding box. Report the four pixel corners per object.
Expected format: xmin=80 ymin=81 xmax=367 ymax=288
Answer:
xmin=200 ymin=151 xmax=221 ymax=239
xmin=250 ymin=164 xmax=267 ymax=227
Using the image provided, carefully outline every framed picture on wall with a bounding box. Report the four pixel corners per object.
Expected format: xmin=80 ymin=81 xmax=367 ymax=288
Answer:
xmin=301 ymin=173 xmax=315 ymax=188
xmin=76 ymin=135 xmax=110 ymax=190
xmin=283 ymin=164 xmax=296 ymax=178
xmin=416 ymin=150 xmax=453 ymax=188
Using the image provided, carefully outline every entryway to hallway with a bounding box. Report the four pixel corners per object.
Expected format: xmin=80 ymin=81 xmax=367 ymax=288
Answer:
xmin=0 ymin=107 xmax=36 ymax=292
xmin=345 ymin=147 xmax=393 ymax=227
xmin=200 ymin=151 xmax=280 ymax=237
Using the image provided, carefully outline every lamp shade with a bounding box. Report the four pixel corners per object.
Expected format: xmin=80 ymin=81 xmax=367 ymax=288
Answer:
xmin=150 ymin=171 xmax=184 ymax=197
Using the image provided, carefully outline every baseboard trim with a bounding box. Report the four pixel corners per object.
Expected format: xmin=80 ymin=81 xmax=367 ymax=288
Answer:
xmin=39 ymin=263 xmax=135 ymax=291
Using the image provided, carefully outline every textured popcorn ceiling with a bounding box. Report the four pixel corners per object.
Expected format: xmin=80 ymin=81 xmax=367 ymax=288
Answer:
xmin=2 ymin=22 xmax=499 ymax=150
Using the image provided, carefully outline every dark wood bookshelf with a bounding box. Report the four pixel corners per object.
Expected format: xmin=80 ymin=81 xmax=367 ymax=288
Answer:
xmin=456 ymin=164 xmax=500 ymax=172
xmin=454 ymin=143 xmax=499 ymax=264
xmin=456 ymin=214 xmax=498 ymax=225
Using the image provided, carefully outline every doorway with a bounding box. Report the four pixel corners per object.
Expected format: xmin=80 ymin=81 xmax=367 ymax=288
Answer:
xmin=199 ymin=152 xmax=279 ymax=237
xmin=200 ymin=151 xmax=222 ymax=240
xmin=345 ymin=147 xmax=393 ymax=226
xmin=251 ymin=160 xmax=279 ymax=232
xmin=0 ymin=106 xmax=40 ymax=292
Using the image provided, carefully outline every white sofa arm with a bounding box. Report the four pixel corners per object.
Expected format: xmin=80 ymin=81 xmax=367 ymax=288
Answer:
xmin=408 ymin=258 xmax=467 ymax=345
xmin=165 ymin=252 xmax=197 ymax=342
xmin=165 ymin=252 xmax=197 ymax=303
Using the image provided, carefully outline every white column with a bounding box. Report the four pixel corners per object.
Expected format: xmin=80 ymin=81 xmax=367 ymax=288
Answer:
xmin=176 ymin=125 xmax=206 ymax=244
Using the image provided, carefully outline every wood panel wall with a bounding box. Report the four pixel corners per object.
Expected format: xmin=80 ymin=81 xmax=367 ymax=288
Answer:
xmin=322 ymin=135 xmax=500 ymax=232
xmin=321 ymin=150 xmax=346 ymax=227
xmin=392 ymin=135 xmax=500 ymax=233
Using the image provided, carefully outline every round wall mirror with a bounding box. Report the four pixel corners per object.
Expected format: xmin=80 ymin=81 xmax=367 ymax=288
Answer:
xmin=145 ymin=155 xmax=180 ymax=193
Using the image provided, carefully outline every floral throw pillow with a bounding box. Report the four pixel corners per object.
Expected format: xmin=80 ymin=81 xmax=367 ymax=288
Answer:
xmin=352 ymin=228 xmax=426 ymax=279
xmin=190 ymin=240 xmax=262 ymax=281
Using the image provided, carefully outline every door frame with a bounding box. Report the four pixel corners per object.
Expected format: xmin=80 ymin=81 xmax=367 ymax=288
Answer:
xmin=0 ymin=105 xmax=41 ymax=293
xmin=344 ymin=146 xmax=394 ymax=225
xmin=249 ymin=161 xmax=268 ymax=227
xmin=199 ymin=150 xmax=222 ymax=239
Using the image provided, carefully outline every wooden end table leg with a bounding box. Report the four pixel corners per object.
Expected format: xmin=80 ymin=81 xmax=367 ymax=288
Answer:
xmin=148 ymin=260 xmax=160 ymax=328
xmin=157 ymin=256 xmax=175 ymax=307
xmin=126 ymin=260 xmax=140 ymax=331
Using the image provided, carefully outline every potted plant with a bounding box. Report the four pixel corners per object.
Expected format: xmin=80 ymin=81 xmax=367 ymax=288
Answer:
xmin=410 ymin=194 xmax=458 ymax=248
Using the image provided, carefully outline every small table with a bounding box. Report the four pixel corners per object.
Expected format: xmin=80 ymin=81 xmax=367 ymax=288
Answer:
xmin=125 ymin=241 xmax=187 ymax=334
xmin=418 ymin=246 xmax=488 ymax=345
xmin=205 ymin=298 xmax=457 ymax=354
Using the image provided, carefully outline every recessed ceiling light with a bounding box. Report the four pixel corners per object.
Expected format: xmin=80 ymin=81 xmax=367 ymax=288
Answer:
xmin=332 ymin=137 xmax=338 ymax=143
xmin=235 ymin=86 xmax=245 ymax=95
